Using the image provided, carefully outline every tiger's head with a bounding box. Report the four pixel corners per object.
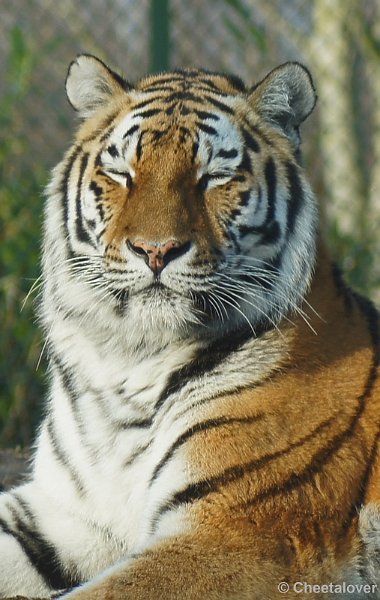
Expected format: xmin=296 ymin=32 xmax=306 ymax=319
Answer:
xmin=45 ymin=55 xmax=317 ymax=347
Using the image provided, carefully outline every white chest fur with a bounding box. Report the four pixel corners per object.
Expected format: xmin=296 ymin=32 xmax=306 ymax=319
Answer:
xmin=33 ymin=319 xmax=203 ymax=554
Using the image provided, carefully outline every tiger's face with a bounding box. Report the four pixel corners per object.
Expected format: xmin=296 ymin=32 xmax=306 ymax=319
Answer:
xmin=47 ymin=56 xmax=318 ymax=343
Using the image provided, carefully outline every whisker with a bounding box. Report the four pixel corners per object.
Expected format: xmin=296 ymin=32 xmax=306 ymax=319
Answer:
xmin=21 ymin=275 xmax=44 ymax=311
xmin=213 ymin=282 xmax=283 ymax=338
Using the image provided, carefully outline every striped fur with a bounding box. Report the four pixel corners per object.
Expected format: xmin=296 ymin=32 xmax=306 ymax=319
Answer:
xmin=1 ymin=56 xmax=379 ymax=599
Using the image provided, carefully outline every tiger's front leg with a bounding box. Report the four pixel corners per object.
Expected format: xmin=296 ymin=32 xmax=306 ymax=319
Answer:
xmin=0 ymin=482 xmax=124 ymax=599
xmin=62 ymin=532 xmax=278 ymax=600
xmin=0 ymin=484 xmax=65 ymax=598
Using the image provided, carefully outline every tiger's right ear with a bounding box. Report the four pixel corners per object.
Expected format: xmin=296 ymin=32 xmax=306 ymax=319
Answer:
xmin=66 ymin=54 xmax=131 ymax=118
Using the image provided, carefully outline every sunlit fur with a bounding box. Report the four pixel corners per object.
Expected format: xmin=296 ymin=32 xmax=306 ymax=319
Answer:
xmin=0 ymin=56 xmax=379 ymax=600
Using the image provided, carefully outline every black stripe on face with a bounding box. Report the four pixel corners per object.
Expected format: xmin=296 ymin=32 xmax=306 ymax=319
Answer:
xmin=136 ymin=132 xmax=144 ymax=160
xmin=133 ymin=108 xmax=162 ymax=119
xmin=143 ymin=75 xmax=185 ymax=87
xmin=92 ymin=112 xmax=122 ymax=144
xmin=61 ymin=147 xmax=82 ymax=257
xmin=75 ymin=153 xmax=95 ymax=247
xmin=90 ymin=179 xmax=104 ymax=201
xmin=193 ymin=109 xmax=220 ymax=121
xmin=239 ymin=190 xmax=251 ymax=208
xmin=239 ymin=149 xmax=253 ymax=174
xmin=241 ymin=128 xmax=261 ymax=153
xmin=132 ymin=97 xmax=163 ymax=110
xmin=196 ymin=122 xmax=218 ymax=135
xmin=161 ymin=91 xmax=206 ymax=105
xmin=286 ymin=161 xmax=305 ymax=236
xmin=107 ymin=144 xmax=119 ymax=158
xmin=239 ymin=220 xmax=281 ymax=246
xmin=217 ymin=148 xmax=238 ymax=159
xmin=149 ymin=414 xmax=264 ymax=485
xmin=264 ymin=157 xmax=276 ymax=224
xmin=123 ymin=124 xmax=140 ymax=138
xmin=191 ymin=141 xmax=199 ymax=163
xmin=142 ymin=85 xmax=177 ymax=94
xmin=0 ymin=509 xmax=81 ymax=589
xmin=98 ymin=113 xmax=124 ymax=144
xmin=203 ymin=95 xmax=235 ymax=114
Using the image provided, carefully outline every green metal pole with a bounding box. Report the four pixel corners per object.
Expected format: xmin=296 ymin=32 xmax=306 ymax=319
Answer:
xmin=149 ymin=0 xmax=170 ymax=73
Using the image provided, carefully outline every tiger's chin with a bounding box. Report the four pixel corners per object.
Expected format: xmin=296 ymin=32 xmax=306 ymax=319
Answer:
xmin=110 ymin=282 xmax=268 ymax=351
xmin=119 ymin=286 xmax=212 ymax=349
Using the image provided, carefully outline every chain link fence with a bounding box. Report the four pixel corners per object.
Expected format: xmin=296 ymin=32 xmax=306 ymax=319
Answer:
xmin=1 ymin=0 xmax=380 ymax=446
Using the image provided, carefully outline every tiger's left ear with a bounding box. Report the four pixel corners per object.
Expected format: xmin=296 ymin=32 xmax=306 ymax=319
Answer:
xmin=249 ymin=62 xmax=317 ymax=147
xmin=66 ymin=54 xmax=131 ymax=118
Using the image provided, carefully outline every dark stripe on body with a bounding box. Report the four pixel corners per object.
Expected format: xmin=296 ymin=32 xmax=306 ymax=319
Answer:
xmin=53 ymin=355 xmax=79 ymax=410
xmin=123 ymin=442 xmax=152 ymax=468
xmin=149 ymin=414 xmax=264 ymax=485
xmin=46 ymin=417 xmax=86 ymax=497
xmin=151 ymin=298 xmax=378 ymax=529
xmin=150 ymin=415 xmax=336 ymax=530
xmin=239 ymin=295 xmax=380 ymax=510
xmin=154 ymin=327 xmax=256 ymax=414
xmin=0 ymin=505 xmax=80 ymax=589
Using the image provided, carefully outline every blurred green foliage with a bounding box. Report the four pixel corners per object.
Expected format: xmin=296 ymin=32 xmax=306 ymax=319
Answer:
xmin=0 ymin=25 xmax=379 ymax=449
xmin=327 ymin=220 xmax=380 ymax=300
xmin=0 ymin=27 xmax=46 ymax=447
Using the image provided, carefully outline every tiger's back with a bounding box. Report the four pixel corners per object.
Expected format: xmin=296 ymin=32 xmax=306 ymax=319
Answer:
xmin=0 ymin=56 xmax=379 ymax=600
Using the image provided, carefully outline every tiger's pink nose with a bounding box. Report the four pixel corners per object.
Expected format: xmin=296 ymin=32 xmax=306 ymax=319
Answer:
xmin=128 ymin=239 xmax=191 ymax=274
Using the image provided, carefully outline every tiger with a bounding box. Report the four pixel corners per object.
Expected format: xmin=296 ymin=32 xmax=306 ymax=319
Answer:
xmin=0 ymin=53 xmax=380 ymax=600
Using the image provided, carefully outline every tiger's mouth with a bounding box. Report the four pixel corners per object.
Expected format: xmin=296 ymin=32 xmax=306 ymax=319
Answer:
xmin=111 ymin=281 xmax=184 ymax=307
xmin=110 ymin=280 xmax=217 ymax=323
